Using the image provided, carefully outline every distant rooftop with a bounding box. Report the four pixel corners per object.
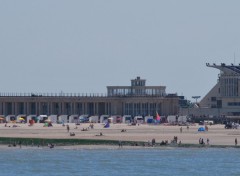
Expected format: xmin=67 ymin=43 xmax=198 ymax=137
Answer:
xmin=107 ymin=77 xmax=166 ymax=97
xmin=206 ymin=63 xmax=240 ymax=75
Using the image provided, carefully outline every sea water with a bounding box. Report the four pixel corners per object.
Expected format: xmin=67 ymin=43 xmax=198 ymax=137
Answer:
xmin=0 ymin=147 xmax=240 ymax=176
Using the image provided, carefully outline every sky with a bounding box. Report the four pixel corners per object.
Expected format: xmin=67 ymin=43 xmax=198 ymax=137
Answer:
xmin=1 ymin=0 xmax=240 ymax=101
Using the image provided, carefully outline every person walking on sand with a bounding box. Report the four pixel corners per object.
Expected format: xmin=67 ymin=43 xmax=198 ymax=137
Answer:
xmin=67 ymin=125 xmax=70 ymax=132
xmin=180 ymin=127 xmax=183 ymax=133
xmin=235 ymin=138 xmax=238 ymax=146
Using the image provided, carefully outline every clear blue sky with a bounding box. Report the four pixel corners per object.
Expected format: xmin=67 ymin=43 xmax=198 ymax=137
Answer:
xmin=1 ymin=0 xmax=240 ymax=101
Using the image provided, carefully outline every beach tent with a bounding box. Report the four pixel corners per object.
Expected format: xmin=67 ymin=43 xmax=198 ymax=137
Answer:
xmin=104 ymin=122 xmax=110 ymax=128
xmin=69 ymin=115 xmax=79 ymax=123
xmin=58 ymin=115 xmax=68 ymax=123
xmin=48 ymin=115 xmax=58 ymax=123
xmin=100 ymin=115 xmax=109 ymax=123
xmin=144 ymin=116 xmax=153 ymax=123
xmin=6 ymin=115 xmax=16 ymax=122
xmin=147 ymin=119 xmax=154 ymax=123
xmin=198 ymin=127 xmax=205 ymax=132
xmin=89 ymin=116 xmax=99 ymax=123
xmin=122 ymin=115 xmax=132 ymax=123
xmin=134 ymin=116 xmax=144 ymax=124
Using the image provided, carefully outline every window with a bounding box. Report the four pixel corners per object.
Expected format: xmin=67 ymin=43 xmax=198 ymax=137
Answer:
xmin=211 ymin=97 xmax=216 ymax=101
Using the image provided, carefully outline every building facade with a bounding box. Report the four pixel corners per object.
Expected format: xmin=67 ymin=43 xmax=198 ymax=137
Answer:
xmin=181 ymin=63 xmax=240 ymax=117
xmin=0 ymin=77 xmax=179 ymax=117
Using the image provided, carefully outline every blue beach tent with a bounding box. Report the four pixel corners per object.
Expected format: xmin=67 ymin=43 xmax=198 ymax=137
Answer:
xmin=198 ymin=127 xmax=205 ymax=132
xmin=104 ymin=122 xmax=110 ymax=128
xmin=147 ymin=119 xmax=154 ymax=124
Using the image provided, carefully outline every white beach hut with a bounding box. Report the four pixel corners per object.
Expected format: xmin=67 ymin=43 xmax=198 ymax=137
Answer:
xmin=167 ymin=115 xmax=177 ymax=124
xmin=27 ymin=115 xmax=37 ymax=123
xmin=100 ymin=115 xmax=109 ymax=123
xmin=108 ymin=116 xmax=117 ymax=123
xmin=178 ymin=116 xmax=187 ymax=123
xmin=144 ymin=116 xmax=153 ymax=123
xmin=122 ymin=115 xmax=132 ymax=123
xmin=134 ymin=116 xmax=144 ymax=124
xmin=16 ymin=114 xmax=27 ymax=123
xmin=89 ymin=116 xmax=99 ymax=123
xmin=69 ymin=115 xmax=79 ymax=123
xmin=48 ymin=115 xmax=58 ymax=123
xmin=6 ymin=115 xmax=16 ymax=122
xmin=58 ymin=115 xmax=68 ymax=123
xmin=37 ymin=115 xmax=48 ymax=123
xmin=79 ymin=115 xmax=89 ymax=123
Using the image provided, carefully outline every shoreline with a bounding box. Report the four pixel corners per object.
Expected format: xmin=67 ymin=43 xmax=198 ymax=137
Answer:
xmin=1 ymin=137 xmax=240 ymax=149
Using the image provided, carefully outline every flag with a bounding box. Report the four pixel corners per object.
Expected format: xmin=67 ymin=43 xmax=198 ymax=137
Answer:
xmin=156 ymin=112 xmax=161 ymax=121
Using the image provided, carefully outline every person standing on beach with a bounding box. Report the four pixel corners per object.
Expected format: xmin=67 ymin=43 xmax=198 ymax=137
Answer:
xmin=235 ymin=138 xmax=238 ymax=146
xmin=152 ymin=138 xmax=156 ymax=146
xmin=67 ymin=125 xmax=70 ymax=132
xmin=118 ymin=140 xmax=122 ymax=148
xmin=180 ymin=127 xmax=183 ymax=133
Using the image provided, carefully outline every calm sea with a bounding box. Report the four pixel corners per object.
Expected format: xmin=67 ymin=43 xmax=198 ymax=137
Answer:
xmin=0 ymin=147 xmax=240 ymax=176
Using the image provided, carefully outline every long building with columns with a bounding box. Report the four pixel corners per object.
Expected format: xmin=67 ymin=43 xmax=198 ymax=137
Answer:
xmin=0 ymin=77 xmax=180 ymax=117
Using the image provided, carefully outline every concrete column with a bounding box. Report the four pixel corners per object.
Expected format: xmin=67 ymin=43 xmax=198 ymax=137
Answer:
xmin=73 ymin=103 xmax=76 ymax=114
xmin=50 ymin=102 xmax=52 ymax=115
xmin=84 ymin=103 xmax=87 ymax=114
xmin=26 ymin=102 xmax=30 ymax=115
xmin=71 ymin=102 xmax=74 ymax=114
xmin=94 ymin=103 xmax=96 ymax=115
xmin=107 ymin=103 xmax=109 ymax=115
xmin=47 ymin=102 xmax=50 ymax=115
xmin=132 ymin=103 xmax=135 ymax=116
xmin=3 ymin=103 xmax=6 ymax=115
xmin=105 ymin=102 xmax=107 ymax=114
xmin=0 ymin=102 xmax=2 ymax=115
xmin=96 ymin=103 xmax=99 ymax=115
xmin=61 ymin=102 xmax=64 ymax=114
xmin=140 ymin=102 xmax=142 ymax=115
xmin=14 ymin=102 xmax=17 ymax=115
xmin=82 ymin=103 xmax=85 ymax=114
xmin=24 ymin=102 xmax=27 ymax=115
xmin=36 ymin=102 xmax=38 ymax=115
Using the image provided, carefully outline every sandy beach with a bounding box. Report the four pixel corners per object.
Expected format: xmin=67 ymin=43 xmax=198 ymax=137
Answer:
xmin=0 ymin=122 xmax=239 ymax=147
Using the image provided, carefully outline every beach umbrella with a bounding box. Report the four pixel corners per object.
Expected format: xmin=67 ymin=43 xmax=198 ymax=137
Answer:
xmin=44 ymin=119 xmax=51 ymax=122
xmin=19 ymin=117 xmax=25 ymax=120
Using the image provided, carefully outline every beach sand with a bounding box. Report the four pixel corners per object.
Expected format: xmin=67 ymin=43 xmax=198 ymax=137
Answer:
xmin=0 ymin=122 xmax=239 ymax=147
